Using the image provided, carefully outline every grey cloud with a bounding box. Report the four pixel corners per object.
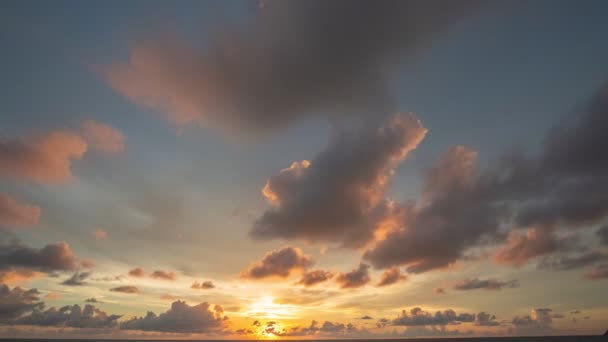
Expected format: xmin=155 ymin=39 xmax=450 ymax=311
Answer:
xmin=15 ymin=304 xmax=121 ymax=328
xmin=336 ymin=263 xmax=371 ymax=289
xmin=511 ymin=308 xmax=553 ymax=335
xmin=241 ymin=247 xmax=312 ymax=279
xmin=84 ymin=298 xmax=101 ymax=303
xmin=376 ymin=267 xmax=406 ymax=287
xmin=121 ymin=301 xmax=226 ymax=333
xmin=0 ymin=193 xmax=40 ymax=229
xmin=392 ymin=307 xmax=475 ymax=326
xmin=105 ymin=1 xmax=481 ymax=134
xmin=109 ymin=286 xmax=139 ymax=294
xmin=0 ymin=241 xmax=79 ymax=275
xmin=0 ymin=283 xmax=43 ymax=323
xmin=597 ymin=226 xmax=608 ymax=245
xmin=475 ymin=312 xmax=500 ymax=326
xmin=296 ymin=270 xmax=333 ymax=287
xmin=453 ymin=278 xmax=519 ymax=291
xmin=539 ymin=250 xmax=608 ymax=271
xmin=61 ymin=271 xmax=92 ymax=286
xmin=252 ymin=113 xmax=426 ymax=248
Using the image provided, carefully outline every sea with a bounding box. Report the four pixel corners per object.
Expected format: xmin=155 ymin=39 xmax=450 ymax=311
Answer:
xmin=1 ymin=337 xmax=607 ymax=342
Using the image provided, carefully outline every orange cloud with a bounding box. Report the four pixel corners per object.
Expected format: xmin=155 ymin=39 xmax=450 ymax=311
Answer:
xmin=241 ymin=247 xmax=313 ymax=279
xmin=0 ymin=193 xmax=41 ymax=228
xmin=150 ymin=270 xmax=177 ymax=281
xmin=0 ymin=269 xmax=43 ymax=285
xmin=0 ymin=131 xmax=87 ymax=183
xmin=45 ymin=292 xmax=61 ymax=300
xmin=128 ymin=267 xmax=145 ymax=277
xmin=81 ymin=120 xmax=125 ymax=153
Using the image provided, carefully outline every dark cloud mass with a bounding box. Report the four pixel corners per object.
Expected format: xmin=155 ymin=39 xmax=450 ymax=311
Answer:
xmin=105 ymin=0 xmax=481 ymax=134
xmin=15 ymin=304 xmax=121 ymax=328
xmin=0 ymin=241 xmax=79 ymax=275
xmin=453 ymin=278 xmax=519 ymax=291
xmin=241 ymin=247 xmax=312 ymax=279
xmin=252 ymin=113 xmax=426 ymax=247
xmin=121 ymin=300 xmax=226 ymax=333
xmin=539 ymin=250 xmax=608 ymax=271
xmin=0 ymin=283 xmax=42 ymax=323
xmin=336 ymin=263 xmax=371 ymax=289
xmin=296 ymin=270 xmax=333 ymax=287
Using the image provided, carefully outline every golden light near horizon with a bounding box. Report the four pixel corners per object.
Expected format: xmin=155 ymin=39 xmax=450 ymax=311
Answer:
xmin=246 ymin=295 xmax=297 ymax=320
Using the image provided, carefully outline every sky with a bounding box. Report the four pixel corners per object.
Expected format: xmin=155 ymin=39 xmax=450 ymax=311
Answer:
xmin=1 ymin=0 xmax=608 ymax=339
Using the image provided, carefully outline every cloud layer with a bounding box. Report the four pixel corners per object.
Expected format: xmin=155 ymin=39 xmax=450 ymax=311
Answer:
xmin=241 ymin=247 xmax=312 ymax=279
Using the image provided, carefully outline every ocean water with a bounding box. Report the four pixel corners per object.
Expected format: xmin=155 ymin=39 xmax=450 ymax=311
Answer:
xmin=1 ymin=337 xmax=607 ymax=342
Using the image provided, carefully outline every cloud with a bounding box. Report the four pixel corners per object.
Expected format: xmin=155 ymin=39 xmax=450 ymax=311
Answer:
xmin=336 ymin=263 xmax=371 ymax=289
xmin=0 ymin=241 xmax=79 ymax=275
xmin=597 ymin=226 xmax=608 ymax=245
xmin=539 ymin=250 xmax=608 ymax=271
xmin=44 ymin=293 xmax=61 ymax=301
xmin=359 ymin=315 xmax=373 ymax=320
xmin=191 ymin=280 xmax=215 ymax=290
xmin=296 ymin=270 xmax=333 ymax=287
xmin=241 ymin=247 xmax=313 ymax=279
xmin=104 ymin=1 xmax=480 ymax=134
xmin=493 ymin=229 xmax=577 ymax=267
xmin=511 ymin=308 xmax=553 ymax=335
xmin=109 ymin=286 xmax=139 ymax=294
xmin=0 ymin=131 xmax=87 ymax=183
xmin=376 ymin=267 xmax=406 ymax=287
xmin=364 ymin=145 xmax=506 ymax=272
xmin=476 ymin=312 xmax=500 ymax=326
xmin=0 ymin=193 xmax=41 ymax=229
xmin=15 ymin=303 xmax=121 ymax=328
xmin=252 ymin=113 xmax=426 ymax=247
xmin=433 ymin=288 xmax=445 ymax=295
xmin=584 ymin=264 xmax=608 ymax=279
xmin=93 ymin=228 xmax=107 ymax=240
xmin=128 ymin=268 xmax=145 ymax=277
xmin=80 ymin=120 xmax=125 ymax=153
xmin=150 ymin=270 xmax=176 ymax=281
xmin=120 ymin=300 xmax=226 ymax=333
xmin=0 ymin=283 xmax=43 ymax=323
xmin=84 ymin=298 xmax=101 ymax=303
xmin=61 ymin=271 xmax=92 ymax=286
xmin=0 ymin=270 xmax=43 ymax=285
xmin=453 ymin=278 xmax=519 ymax=291
xmin=392 ymin=307 xmax=475 ymax=326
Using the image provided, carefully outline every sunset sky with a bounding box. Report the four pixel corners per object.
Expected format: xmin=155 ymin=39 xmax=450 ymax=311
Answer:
xmin=1 ymin=0 xmax=608 ymax=339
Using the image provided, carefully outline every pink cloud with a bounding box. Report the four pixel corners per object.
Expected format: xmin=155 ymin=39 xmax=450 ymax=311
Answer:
xmin=81 ymin=120 xmax=125 ymax=153
xmin=0 ymin=193 xmax=40 ymax=228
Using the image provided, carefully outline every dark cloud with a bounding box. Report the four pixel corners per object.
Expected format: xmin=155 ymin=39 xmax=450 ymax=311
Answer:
xmin=0 ymin=193 xmax=40 ymax=229
xmin=84 ymin=298 xmax=101 ymax=303
xmin=493 ymin=229 xmax=577 ymax=267
xmin=241 ymin=247 xmax=312 ymax=279
xmin=376 ymin=267 xmax=406 ymax=287
xmin=392 ymin=307 xmax=475 ymax=326
xmin=191 ymin=280 xmax=215 ymax=290
xmin=0 ymin=283 xmax=43 ymax=323
xmin=597 ymin=226 xmax=608 ymax=245
xmin=61 ymin=271 xmax=92 ymax=286
xmin=15 ymin=304 xmax=121 ymax=328
xmin=150 ymin=270 xmax=176 ymax=281
xmin=296 ymin=270 xmax=333 ymax=287
xmin=453 ymin=278 xmax=519 ymax=291
xmin=105 ymin=1 xmax=481 ymax=134
xmin=360 ymin=315 xmax=373 ymax=320
xmin=539 ymin=250 xmax=608 ymax=271
xmin=0 ymin=241 xmax=79 ymax=275
xmin=511 ymin=308 xmax=553 ymax=335
xmin=109 ymin=286 xmax=139 ymax=294
xmin=252 ymin=113 xmax=426 ymax=248
xmin=584 ymin=264 xmax=608 ymax=280
xmin=120 ymin=300 xmax=226 ymax=333
xmin=475 ymin=312 xmax=500 ymax=326
xmin=128 ymin=267 xmax=145 ymax=277
xmin=336 ymin=263 xmax=371 ymax=289
xmin=364 ymin=145 xmax=506 ymax=272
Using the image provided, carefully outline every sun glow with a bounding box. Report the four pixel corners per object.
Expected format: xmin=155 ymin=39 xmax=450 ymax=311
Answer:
xmin=246 ymin=295 xmax=296 ymax=319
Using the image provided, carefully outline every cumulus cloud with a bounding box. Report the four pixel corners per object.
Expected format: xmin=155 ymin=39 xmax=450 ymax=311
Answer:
xmin=392 ymin=307 xmax=475 ymax=326
xmin=296 ymin=270 xmax=333 ymax=287
xmin=15 ymin=303 xmax=121 ymax=328
xmin=476 ymin=312 xmax=500 ymax=326
xmin=0 ymin=241 xmax=79 ymax=275
xmin=0 ymin=283 xmax=43 ymax=323
xmin=121 ymin=300 xmax=226 ymax=333
xmin=109 ymin=286 xmax=139 ymax=294
xmin=128 ymin=268 xmax=145 ymax=277
xmin=511 ymin=308 xmax=554 ymax=335
xmin=376 ymin=267 xmax=406 ymax=287
xmin=61 ymin=271 xmax=92 ymax=286
xmin=150 ymin=270 xmax=176 ymax=281
xmin=104 ymin=1 xmax=480 ymax=134
xmin=80 ymin=120 xmax=125 ymax=153
xmin=191 ymin=280 xmax=215 ymax=290
xmin=0 ymin=193 xmax=41 ymax=229
xmin=336 ymin=263 xmax=371 ymax=289
xmin=241 ymin=247 xmax=312 ymax=279
xmin=493 ymin=229 xmax=577 ymax=267
xmin=453 ymin=278 xmax=519 ymax=291
xmin=252 ymin=113 xmax=426 ymax=247
xmin=0 ymin=131 xmax=87 ymax=183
